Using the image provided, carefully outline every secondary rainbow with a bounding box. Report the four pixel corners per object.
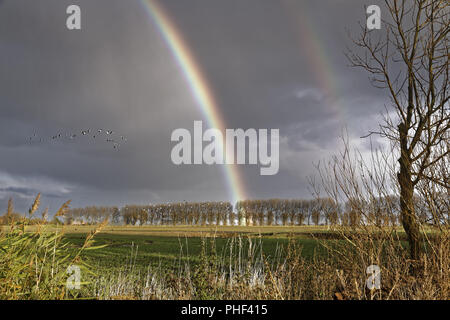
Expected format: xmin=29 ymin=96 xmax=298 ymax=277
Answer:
xmin=140 ymin=0 xmax=246 ymax=205
xmin=281 ymin=0 xmax=347 ymax=124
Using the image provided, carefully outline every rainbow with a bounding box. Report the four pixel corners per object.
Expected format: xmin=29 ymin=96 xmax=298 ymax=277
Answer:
xmin=139 ymin=0 xmax=247 ymax=205
xmin=281 ymin=0 xmax=346 ymax=123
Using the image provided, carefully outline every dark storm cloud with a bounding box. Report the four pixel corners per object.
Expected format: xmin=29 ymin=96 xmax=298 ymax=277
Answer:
xmin=0 ymin=0 xmax=390 ymax=211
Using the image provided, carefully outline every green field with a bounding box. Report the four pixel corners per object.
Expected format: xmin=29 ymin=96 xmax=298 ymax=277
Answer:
xmin=2 ymin=223 xmax=446 ymax=299
xmin=1 ymin=224 xmax=421 ymax=274
xmin=59 ymin=225 xmax=331 ymax=273
xmin=65 ymin=233 xmax=322 ymax=271
xmin=4 ymin=224 xmax=417 ymax=275
xmin=51 ymin=225 xmax=332 ymax=299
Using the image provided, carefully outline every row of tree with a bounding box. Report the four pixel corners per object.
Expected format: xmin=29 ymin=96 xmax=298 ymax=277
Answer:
xmin=1 ymin=195 xmax=446 ymax=227
xmin=61 ymin=196 xmax=447 ymax=227
xmin=64 ymin=206 xmax=119 ymax=225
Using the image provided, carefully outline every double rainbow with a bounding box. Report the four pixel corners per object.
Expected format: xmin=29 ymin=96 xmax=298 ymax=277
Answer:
xmin=139 ymin=0 xmax=344 ymax=204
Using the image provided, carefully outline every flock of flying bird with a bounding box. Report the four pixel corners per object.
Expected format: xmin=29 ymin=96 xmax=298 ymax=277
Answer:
xmin=27 ymin=128 xmax=127 ymax=149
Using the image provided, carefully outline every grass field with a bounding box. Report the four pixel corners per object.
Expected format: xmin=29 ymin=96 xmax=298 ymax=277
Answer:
xmin=1 ymin=223 xmax=447 ymax=299
xmin=58 ymin=225 xmax=331 ymax=272
xmin=57 ymin=225 xmax=335 ymax=299
xmin=65 ymin=233 xmax=323 ymax=271
xmin=0 ymin=224 xmax=416 ymax=274
xmin=2 ymin=224 xmax=433 ymax=272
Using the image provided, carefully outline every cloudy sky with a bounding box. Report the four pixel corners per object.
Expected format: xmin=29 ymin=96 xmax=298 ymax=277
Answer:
xmin=0 ymin=0 xmax=389 ymax=213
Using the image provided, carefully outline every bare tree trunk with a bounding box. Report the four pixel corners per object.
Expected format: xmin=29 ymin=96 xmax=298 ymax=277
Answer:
xmin=398 ymin=122 xmax=422 ymax=261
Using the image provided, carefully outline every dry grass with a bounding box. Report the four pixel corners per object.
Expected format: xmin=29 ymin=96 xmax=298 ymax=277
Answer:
xmin=88 ymin=230 xmax=448 ymax=300
xmin=0 ymin=196 xmax=107 ymax=300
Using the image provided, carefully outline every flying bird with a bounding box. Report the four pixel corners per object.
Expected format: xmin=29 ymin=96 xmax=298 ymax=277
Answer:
xmin=28 ymin=127 xmax=126 ymax=150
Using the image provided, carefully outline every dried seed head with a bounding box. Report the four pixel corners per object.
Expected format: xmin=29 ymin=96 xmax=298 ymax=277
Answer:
xmin=55 ymin=200 xmax=71 ymax=217
xmin=7 ymin=198 xmax=13 ymax=217
xmin=29 ymin=193 xmax=41 ymax=216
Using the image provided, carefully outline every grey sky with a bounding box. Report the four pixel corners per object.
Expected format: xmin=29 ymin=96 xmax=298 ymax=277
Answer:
xmin=0 ymin=0 xmax=389 ymax=213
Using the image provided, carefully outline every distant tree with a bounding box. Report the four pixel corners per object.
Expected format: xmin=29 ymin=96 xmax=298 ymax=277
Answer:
xmin=321 ymin=198 xmax=338 ymax=226
xmin=111 ymin=207 xmax=120 ymax=224
xmin=311 ymin=200 xmax=321 ymax=226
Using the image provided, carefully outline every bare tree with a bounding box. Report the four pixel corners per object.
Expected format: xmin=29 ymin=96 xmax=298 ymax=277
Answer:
xmin=347 ymin=0 xmax=449 ymax=260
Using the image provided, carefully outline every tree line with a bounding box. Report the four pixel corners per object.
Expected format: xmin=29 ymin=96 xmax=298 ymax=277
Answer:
xmin=1 ymin=196 xmax=446 ymax=227
xmin=58 ymin=196 xmax=447 ymax=227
